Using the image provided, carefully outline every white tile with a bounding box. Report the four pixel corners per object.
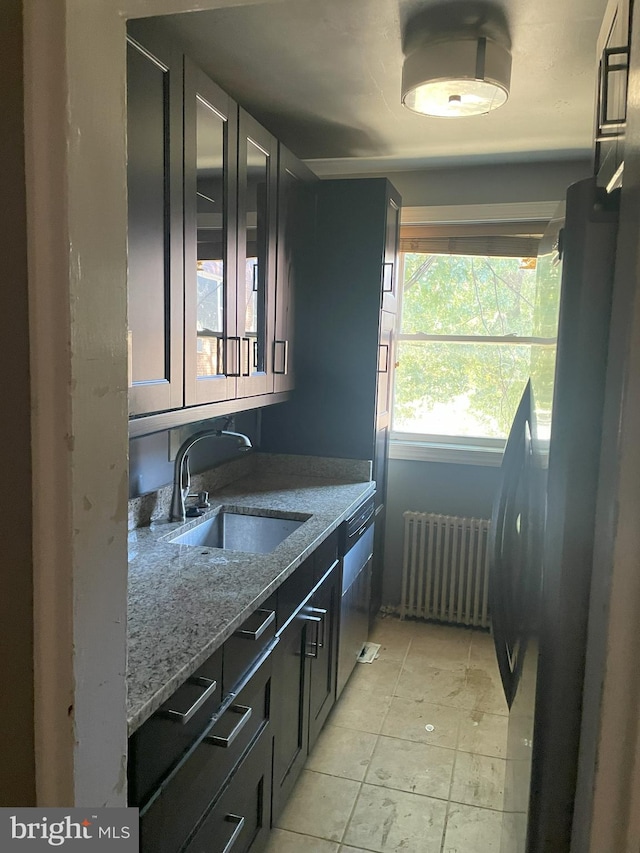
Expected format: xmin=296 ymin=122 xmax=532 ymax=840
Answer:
xmin=340 ymin=848 xmax=377 ymax=853
xmin=365 ymin=735 xmax=455 ymax=800
xmin=344 ymin=784 xmax=447 ymax=853
xmin=264 ymin=829 xmax=340 ymax=853
xmin=408 ymin=624 xmax=472 ymax=668
xmin=368 ymin=619 xmax=414 ymax=663
xmin=460 ymin=666 xmax=509 ymax=715
xmin=468 ymin=635 xmax=502 ymax=679
xmin=443 ymin=803 xmax=503 ymax=853
xmin=402 ymin=641 xmax=468 ymax=673
xmin=328 ymin=685 xmax=392 ymax=735
xmin=275 ymin=770 xmax=361 ymax=842
xmin=457 ymin=708 xmax=509 ymax=758
xmin=347 ymin=659 xmax=402 ymax=696
xmin=395 ymin=663 xmax=469 ymax=708
xmin=500 ymin=811 xmax=528 ymax=853
xmin=306 ymin=725 xmax=378 ymax=782
xmin=381 ymin=696 xmax=461 ymax=749
xmin=450 ymin=752 xmax=506 ymax=811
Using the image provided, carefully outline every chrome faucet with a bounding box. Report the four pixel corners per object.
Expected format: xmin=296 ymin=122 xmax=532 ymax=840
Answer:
xmin=170 ymin=427 xmax=253 ymax=522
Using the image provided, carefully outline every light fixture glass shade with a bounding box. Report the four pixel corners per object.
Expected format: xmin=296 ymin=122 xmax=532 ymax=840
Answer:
xmin=402 ymin=37 xmax=511 ymax=117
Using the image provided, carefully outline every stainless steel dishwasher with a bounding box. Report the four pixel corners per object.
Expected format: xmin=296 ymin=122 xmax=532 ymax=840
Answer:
xmin=336 ymin=495 xmax=375 ymax=698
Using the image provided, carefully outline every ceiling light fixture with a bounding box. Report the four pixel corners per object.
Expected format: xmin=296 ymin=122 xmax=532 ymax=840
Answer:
xmin=401 ymin=36 xmax=511 ymax=118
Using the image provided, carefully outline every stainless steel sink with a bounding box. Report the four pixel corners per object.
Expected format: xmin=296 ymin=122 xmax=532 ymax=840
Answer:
xmin=169 ymin=507 xmax=310 ymax=554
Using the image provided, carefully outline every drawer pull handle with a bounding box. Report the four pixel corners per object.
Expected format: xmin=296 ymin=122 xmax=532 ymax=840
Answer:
xmin=163 ymin=677 xmax=217 ymax=725
xmin=222 ymin=814 xmax=245 ymax=853
xmin=206 ymin=705 xmax=252 ymax=748
xmin=234 ymin=608 xmax=275 ymax=641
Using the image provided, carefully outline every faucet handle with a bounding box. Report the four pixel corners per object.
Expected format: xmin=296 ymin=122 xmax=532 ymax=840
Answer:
xmin=186 ymin=490 xmax=210 ymax=509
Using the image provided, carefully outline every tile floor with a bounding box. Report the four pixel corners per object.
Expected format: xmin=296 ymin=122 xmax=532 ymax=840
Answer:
xmin=265 ymin=615 xmax=508 ymax=853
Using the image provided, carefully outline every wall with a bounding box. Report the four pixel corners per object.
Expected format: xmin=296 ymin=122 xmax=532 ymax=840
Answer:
xmin=313 ymin=157 xmax=593 ymax=208
xmin=22 ymin=0 xmax=276 ymax=805
xmin=0 ymin=0 xmax=36 ymax=807
xmin=24 ymin=0 xmax=130 ymax=806
xmin=382 ymin=458 xmax=500 ymax=606
xmin=129 ymin=410 xmax=259 ymax=498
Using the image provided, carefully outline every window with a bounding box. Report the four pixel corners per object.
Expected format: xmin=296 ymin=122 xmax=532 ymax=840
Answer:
xmin=392 ymin=243 xmax=545 ymax=464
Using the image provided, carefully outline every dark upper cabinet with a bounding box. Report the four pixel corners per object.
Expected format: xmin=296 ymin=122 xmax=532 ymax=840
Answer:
xmin=381 ymin=193 xmax=401 ymax=314
xmin=127 ymin=25 xmax=307 ymax=429
xmin=236 ymin=110 xmax=278 ymax=398
xmin=595 ymin=0 xmax=631 ymax=189
xmin=274 ymin=146 xmax=318 ymax=393
xmin=376 ymin=309 xmax=395 ymax=426
xmin=126 ymin=31 xmax=184 ymax=416
xmin=261 ymin=178 xmax=401 ymax=498
xmin=183 ymin=59 xmax=238 ymax=406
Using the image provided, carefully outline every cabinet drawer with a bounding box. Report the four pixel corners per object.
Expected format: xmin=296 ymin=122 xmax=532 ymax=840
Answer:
xmin=140 ymin=647 xmax=272 ymax=853
xmin=276 ymin=555 xmax=314 ymax=630
xmin=184 ymin=724 xmax=272 ymax=853
xmin=129 ymin=646 xmax=223 ymax=807
xmin=223 ymin=602 xmax=276 ymax=694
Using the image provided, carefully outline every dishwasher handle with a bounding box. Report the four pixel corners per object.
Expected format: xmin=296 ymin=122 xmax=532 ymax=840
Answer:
xmin=344 ymin=497 xmax=375 ymax=553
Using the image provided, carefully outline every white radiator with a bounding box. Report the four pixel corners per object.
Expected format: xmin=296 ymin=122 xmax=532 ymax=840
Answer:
xmin=400 ymin=512 xmax=491 ymax=628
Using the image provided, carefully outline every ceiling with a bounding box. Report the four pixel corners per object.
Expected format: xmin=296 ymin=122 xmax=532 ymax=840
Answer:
xmin=162 ymin=0 xmax=608 ymax=175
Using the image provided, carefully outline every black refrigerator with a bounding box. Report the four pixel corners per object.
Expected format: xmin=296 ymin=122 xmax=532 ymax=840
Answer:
xmin=489 ymin=177 xmax=620 ymax=853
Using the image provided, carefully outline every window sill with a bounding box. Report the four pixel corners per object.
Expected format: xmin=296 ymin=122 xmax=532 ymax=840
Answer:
xmin=389 ymin=438 xmax=505 ymax=467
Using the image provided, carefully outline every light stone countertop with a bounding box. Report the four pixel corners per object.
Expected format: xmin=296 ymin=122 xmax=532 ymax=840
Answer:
xmin=127 ymin=457 xmax=374 ymax=734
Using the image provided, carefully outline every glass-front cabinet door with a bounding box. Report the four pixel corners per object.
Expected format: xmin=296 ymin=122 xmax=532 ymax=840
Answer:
xmin=127 ymin=32 xmax=184 ymax=416
xmin=184 ymin=59 xmax=238 ymax=405
xmin=236 ymin=110 xmax=277 ymax=397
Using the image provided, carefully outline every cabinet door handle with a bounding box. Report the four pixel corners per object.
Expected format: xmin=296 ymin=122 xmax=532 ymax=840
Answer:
xmin=241 ymin=337 xmax=251 ymax=376
xmin=227 ymin=336 xmax=241 ymax=377
xmin=234 ymin=608 xmax=275 ymax=640
xmin=378 ymin=344 xmax=389 ymax=373
xmin=307 ymin=607 xmax=327 ymax=648
xmin=162 ymin=677 xmax=217 ymax=725
xmin=597 ymin=45 xmax=629 ymax=139
xmin=274 ymin=339 xmax=289 ymax=375
xmin=300 ymin=613 xmax=322 ymax=658
xmin=222 ymin=814 xmax=245 ymax=853
xmin=382 ymin=261 xmax=394 ymax=292
xmin=206 ymin=705 xmax=252 ymax=748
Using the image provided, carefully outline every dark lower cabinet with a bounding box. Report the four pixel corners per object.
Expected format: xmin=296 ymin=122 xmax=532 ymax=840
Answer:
xmin=271 ymin=558 xmax=341 ymax=822
xmin=370 ymin=504 xmax=386 ymax=627
xmin=184 ymin=725 xmax=272 ymax=853
xmin=128 ymin=646 xmax=223 ymax=808
xmin=138 ymin=644 xmax=273 ymax=853
xmin=131 ymin=529 xmax=346 ymax=849
xmin=271 ymin=608 xmax=311 ymax=822
xmin=307 ymin=560 xmax=340 ymax=750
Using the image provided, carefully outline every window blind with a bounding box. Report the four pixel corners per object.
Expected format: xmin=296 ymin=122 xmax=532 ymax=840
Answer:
xmin=399 ymin=222 xmax=545 ymax=258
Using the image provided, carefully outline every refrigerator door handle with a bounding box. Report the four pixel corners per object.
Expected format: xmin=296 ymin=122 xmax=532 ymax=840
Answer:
xmin=489 ymin=380 xmax=532 ymax=708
